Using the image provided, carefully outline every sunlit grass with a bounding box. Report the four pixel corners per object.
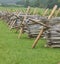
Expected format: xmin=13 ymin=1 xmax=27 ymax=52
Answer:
xmin=0 ymin=19 xmax=60 ymax=64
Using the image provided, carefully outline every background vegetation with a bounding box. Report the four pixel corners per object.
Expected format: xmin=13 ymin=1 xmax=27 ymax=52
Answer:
xmin=0 ymin=0 xmax=60 ymax=8
xmin=16 ymin=0 xmax=60 ymax=8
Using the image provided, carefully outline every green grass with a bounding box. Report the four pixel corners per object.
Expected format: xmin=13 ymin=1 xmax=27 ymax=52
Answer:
xmin=0 ymin=6 xmax=60 ymax=16
xmin=0 ymin=6 xmax=51 ymax=16
xmin=0 ymin=20 xmax=60 ymax=64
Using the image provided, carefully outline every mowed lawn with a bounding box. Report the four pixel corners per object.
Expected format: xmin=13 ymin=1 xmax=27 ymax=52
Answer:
xmin=0 ymin=20 xmax=60 ymax=64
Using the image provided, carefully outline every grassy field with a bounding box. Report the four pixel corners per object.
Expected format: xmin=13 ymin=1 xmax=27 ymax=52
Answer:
xmin=0 ymin=6 xmax=59 ymax=16
xmin=0 ymin=6 xmax=60 ymax=64
xmin=0 ymin=6 xmax=51 ymax=15
xmin=0 ymin=19 xmax=60 ymax=64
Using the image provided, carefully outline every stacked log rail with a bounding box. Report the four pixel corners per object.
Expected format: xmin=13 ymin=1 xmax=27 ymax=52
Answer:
xmin=32 ymin=5 xmax=58 ymax=48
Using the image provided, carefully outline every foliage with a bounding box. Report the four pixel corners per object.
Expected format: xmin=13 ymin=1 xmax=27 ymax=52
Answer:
xmin=16 ymin=0 xmax=60 ymax=8
xmin=16 ymin=0 xmax=25 ymax=6
xmin=25 ymin=0 xmax=30 ymax=7
xmin=34 ymin=0 xmax=40 ymax=7
xmin=47 ymin=0 xmax=58 ymax=8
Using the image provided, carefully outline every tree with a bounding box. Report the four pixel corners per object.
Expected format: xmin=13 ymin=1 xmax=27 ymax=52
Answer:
xmin=58 ymin=0 xmax=60 ymax=7
xmin=16 ymin=0 xmax=25 ymax=6
xmin=25 ymin=0 xmax=30 ymax=7
xmin=34 ymin=0 xmax=40 ymax=7
xmin=47 ymin=0 xmax=58 ymax=8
